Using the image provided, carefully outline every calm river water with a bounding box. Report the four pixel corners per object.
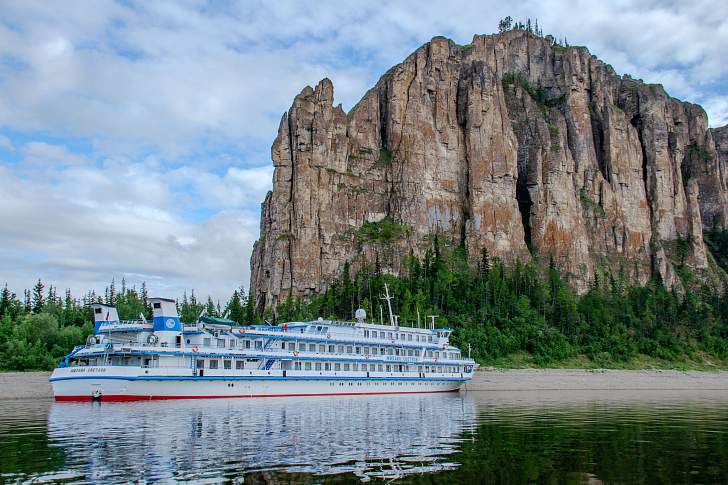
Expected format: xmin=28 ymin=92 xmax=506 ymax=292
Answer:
xmin=2 ymin=390 xmax=728 ymax=483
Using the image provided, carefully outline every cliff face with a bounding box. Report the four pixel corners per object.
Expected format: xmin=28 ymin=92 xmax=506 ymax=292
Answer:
xmin=251 ymin=30 xmax=728 ymax=310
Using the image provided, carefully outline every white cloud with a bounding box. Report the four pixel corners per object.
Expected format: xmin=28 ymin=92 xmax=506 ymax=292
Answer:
xmin=704 ymin=96 xmax=728 ymax=128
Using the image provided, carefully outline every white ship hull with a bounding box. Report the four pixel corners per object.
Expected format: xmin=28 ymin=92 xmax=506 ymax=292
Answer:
xmin=50 ymin=366 xmax=467 ymax=401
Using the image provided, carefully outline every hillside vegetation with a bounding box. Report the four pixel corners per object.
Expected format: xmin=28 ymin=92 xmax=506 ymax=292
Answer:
xmin=274 ymin=233 xmax=728 ymax=370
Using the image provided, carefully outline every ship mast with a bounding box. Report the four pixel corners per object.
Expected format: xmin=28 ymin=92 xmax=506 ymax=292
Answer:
xmin=380 ymin=283 xmax=395 ymax=327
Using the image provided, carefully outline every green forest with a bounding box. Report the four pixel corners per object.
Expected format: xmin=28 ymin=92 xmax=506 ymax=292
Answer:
xmin=275 ymin=230 xmax=728 ymax=369
xmin=2 ymin=230 xmax=727 ymax=371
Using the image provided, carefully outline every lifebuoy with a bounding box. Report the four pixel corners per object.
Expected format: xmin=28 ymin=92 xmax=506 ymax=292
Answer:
xmin=192 ymin=345 xmax=199 ymax=352
xmin=293 ymin=350 xmax=300 ymax=356
xmin=326 ymin=334 xmax=331 ymax=339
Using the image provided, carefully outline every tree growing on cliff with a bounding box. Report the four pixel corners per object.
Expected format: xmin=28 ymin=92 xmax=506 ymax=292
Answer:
xmin=498 ymin=16 xmax=513 ymax=32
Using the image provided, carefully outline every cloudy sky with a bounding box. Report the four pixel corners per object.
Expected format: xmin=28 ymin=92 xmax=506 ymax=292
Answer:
xmin=1 ymin=0 xmax=726 ymax=302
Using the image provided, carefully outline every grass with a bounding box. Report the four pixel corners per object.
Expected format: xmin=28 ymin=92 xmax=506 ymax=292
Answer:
xmin=687 ymin=143 xmax=713 ymax=162
xmin=502 ymin=71 xmax=565 ymax=109
xmin=548 ymin=122 xmax=560 ymax=151
xmin=579 ymin=188 xmax=606 ymax=218
xmin=375 ymin=148 xmax=393 ymax=167
xmin=356 ymin=216 xmax=411 ymax=244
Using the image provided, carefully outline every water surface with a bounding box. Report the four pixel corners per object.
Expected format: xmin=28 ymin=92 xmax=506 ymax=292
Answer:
xmin=2 ymin=390 xmax=728 ymax=483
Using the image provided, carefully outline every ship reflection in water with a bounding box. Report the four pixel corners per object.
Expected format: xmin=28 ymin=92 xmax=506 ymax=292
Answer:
xmin=47 ymin=393 xmax=478 ymax=482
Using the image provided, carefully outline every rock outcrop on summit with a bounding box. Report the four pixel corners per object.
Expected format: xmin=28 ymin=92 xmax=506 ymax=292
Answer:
xmin=250 ymin=29 xmax=728 ymax=310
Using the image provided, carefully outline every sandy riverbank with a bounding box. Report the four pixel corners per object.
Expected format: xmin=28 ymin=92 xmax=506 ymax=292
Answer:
xmin=467 ymin=368 xmax=728 ymax=391
xmin=2 ymin=369 xmax=728 ymax=400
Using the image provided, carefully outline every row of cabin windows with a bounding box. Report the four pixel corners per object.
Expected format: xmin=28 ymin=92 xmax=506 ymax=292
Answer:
xmin=196 ymin=359 xmax=247 ymax=370
xmin=198 ymin=338 xmax=261 ymax=350
xmin=295 ymin=362 xmax=461 ymax=373
xmin=194 ymin=358 xmax=462 ymax=373
xmin=285 ymin=342 xmax=427 ymax=357
xmin=363 ymin=329 xmax=435 ymax=343
xmin=192 ymin=337 xmax=461 ymax=360
xmin=284 ymin=342 xmax=461 ymax=360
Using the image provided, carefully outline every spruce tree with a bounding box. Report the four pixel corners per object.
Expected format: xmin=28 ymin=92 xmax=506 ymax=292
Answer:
xmin=32 ymin=279 xmax=45 ymax=312
xmin=0 ymin=284 xmax=10 ymax=316
xmin=226 ymin=289 xmax=244 ymax=324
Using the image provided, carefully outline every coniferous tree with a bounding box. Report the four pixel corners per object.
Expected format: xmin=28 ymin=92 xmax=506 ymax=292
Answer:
xmin=205 ymin=296 xmax=217 ymax=317
xmin=226 ymin=288 xmax=245 ymax=324
xmin=0 ymin=284 xmax=10 ymax=316
xmin=244 ymin=290 xmax=256 ymax=324
xmin=31 ymin=279 xmax=45 ymax=312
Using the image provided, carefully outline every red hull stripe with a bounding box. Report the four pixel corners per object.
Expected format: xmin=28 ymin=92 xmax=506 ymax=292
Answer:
xmin=54 ymin=388 xmax=459 ymax=402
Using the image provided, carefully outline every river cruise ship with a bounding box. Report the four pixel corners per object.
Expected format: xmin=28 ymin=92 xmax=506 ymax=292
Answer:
xmin=50 ymin=290 xmax=477 ymax=401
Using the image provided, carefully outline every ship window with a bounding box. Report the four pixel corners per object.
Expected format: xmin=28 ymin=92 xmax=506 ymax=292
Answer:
xmin=363 ymin=347 xmax=370 ymax=354
xmin=370 ymin=364 xmax=376 ymax=371
xmin=386 ymin=365 xmax=391 ymax=372
xmin=343 ymin=363 xmax=350 ymax=371
xmin=288 ymin=342 xmax=295 ymax=351
xmin=352 ymin=363 xmax=358 ymax=371
xmin=217 ymin=339 xmax=225 ymax=348
xmin=186 ymin=339 xmax=191 ymax=344
xmin=309 ymin=344 xmax=316 ymax=352
xmin=371 ymin=331 xmax=377 ymax=338
xmin=203 ymin=338 xmax=211 ymax=347
xmin=209 ymin=359 xmax=219 ymax=369
xmin=377 ymin=364 xmax=383 ymax=371
xmin=236 ymin=361 xmax=244 ymax=370
xmin=223 ymin=360 xmax=231 ymax=370
xmin=328 ymin=345 xmax=335 ymax=353
xmin=95 ymin=307 xmax=102 ymax=314
xmin=255 ymin=340 xmax=262 ymax=349
xmin=337 ymin=345 xmax=344 ymax=353
xmin=346 ymin=346 xmax=352 ymax=353
xmin=407 ymin=349 xmax=413 ymax=356
xmin=324 ymin=363 xmax=331 ymax=371
xmin=315 ymin=362 xmax=322 ymax=370
xmin=387 ymin=332 xmax=392 ymax=339
xmin=387 ymin=348 xmax=393 ymax=356
xmin=196 ymin=359 xmax=204 ymax=369
xmin=304 ymin=362 xmax=312 ymax=370
xmin=334 ymin=363 xmax=341 ymax=371
xmin=319 ymin=344 xmax=325 ymax=352
xmin=380 ymin=347 xmax=386 ymax=354
xmin=371 ymin=347 xmax=377 ymax=355
xmin=299 ymin=342 xmax=306 ymax=350
xmin=294 ymin=362 xmax=302 ymax=370
xmin=153 ymin=302 xmax=161 ymax=309
xmin=407 ymin=334 xmax=412 ymax=341
xmin=229 ymin=340 xmax=236 ymax=348
xmin=245 ymin=340 xmax=251 ymax=348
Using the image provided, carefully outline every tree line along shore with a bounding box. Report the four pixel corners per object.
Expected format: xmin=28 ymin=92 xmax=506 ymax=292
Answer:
xmin=1 ymin=230 xmax=727 ymax=372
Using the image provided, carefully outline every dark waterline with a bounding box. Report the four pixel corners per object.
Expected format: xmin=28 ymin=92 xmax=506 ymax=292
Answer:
xmin=2 ymin=390 xmax=728 ymax=483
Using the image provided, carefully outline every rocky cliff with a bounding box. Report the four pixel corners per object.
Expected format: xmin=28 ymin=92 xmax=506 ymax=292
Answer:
xmin=250 ymin=30 xmax=728 ymax=310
